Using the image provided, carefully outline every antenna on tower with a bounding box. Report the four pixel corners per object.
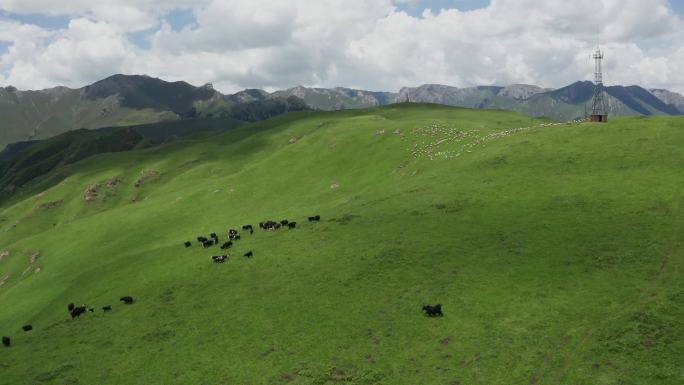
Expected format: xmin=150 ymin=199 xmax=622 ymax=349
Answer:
xmin=590 ymin=27 xmax=608 ymax=123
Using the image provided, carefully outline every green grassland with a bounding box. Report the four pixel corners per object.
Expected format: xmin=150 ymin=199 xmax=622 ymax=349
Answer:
xmin=0 ymin=104 xmax=682 ymax=384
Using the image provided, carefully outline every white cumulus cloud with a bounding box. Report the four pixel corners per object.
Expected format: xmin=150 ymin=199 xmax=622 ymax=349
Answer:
xmin=0 ymin=0 xmax=683 ymax=94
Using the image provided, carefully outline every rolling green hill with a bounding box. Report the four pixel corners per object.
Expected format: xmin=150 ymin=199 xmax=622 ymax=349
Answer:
xmin=0 ymin=105 xmax=682 ymax=385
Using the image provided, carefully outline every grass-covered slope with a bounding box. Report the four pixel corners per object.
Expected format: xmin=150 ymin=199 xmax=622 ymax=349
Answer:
xmin=0 ymin=117 xmax=245 ymax=203
xmin=0 ymin=105 xmax=682 ymax=385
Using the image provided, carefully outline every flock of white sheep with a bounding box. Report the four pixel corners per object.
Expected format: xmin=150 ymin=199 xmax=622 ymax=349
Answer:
xmin=409 ymin=118 xmax=588 ymax=160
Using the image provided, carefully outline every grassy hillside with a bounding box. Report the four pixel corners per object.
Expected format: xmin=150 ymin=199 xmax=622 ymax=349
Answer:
xmin=0 ymin=117 xmax=245 ymax=202
xmin=0 ymin=105 xmax=682 ymax=385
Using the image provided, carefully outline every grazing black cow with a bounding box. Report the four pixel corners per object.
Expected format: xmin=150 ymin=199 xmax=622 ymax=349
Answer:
xmin=2 ymin=336 xmax=9 ymax=347
xmin=243 ymin=251 xmax=253 ymax=258
xmin=120 ymin=296 xmax=134 ymax=305
xmin=308 ymin=215 xmax=321 ymax=222
xmin=422 ymin=304 xmax=443 ymax=317
xmin=242 ymin=225 xmax=253 ymax=231
xmin=103 ymin=305 xmax=112 ymax=312
xmin=197 ymin=236 xmax=208 ymax=243
xmin=203 ymin=239 xmax=215 ymax=248
xmin=280 ymin=220 xmax=289 ymax=226
xmin=212 ymin=255 xmax=228 ymax=263
xmin=261 ymin=220 xmax=280 ymax=230
xmin=88 ymin=308 xmax=95 ymax=313
xmin=70 ymin=306 xmax=87 ymax=319
xmin=220 ymin=241 xmax=233 ymax=249
xmin=22 ymin=325 xmax=32 ymax=332
xmin=288 ymin=222 xmax=297 ymax=229
xmin=184 ymin=241 xmax=192 ymax=248
xmin=67 ymin=303 xmax=75 ymax=312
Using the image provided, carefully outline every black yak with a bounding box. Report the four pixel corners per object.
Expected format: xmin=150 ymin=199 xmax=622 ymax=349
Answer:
xmin=120 ymin=296 xmax=134 ymax=305
xmin=262 ymin=220 xmax=279 ymax=230
xmin=2 ymin=336 xmax=9 ymax=347
xmin=422 ymin=304 xmax=443 ymax=317
xmin=184 ymin=241 xmax=192 ymax=248
xmin=288 ymin=222 xmax=297 ymax=229
xmin=220 ymin=241 xmax=233 ymax=249
xmin=103 ymin=305 xmax=112 ymax=312
xmin=244 ymin=251 xmax=253 ymax=258
xmin=70 ymin=306 xmax=87 ymax=319
xmin=22 ymin=325 xmax=32 ymax=332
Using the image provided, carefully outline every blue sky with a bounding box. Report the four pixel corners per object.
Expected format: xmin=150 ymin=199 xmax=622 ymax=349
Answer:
xmin=0 ymin=0 xmax=683 ymax=93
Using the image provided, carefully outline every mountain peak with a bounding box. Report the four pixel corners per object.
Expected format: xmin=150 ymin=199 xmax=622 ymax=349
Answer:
xmin=82 ymin=74 xmax=218 ymax=115
xmin=498 ymin=84 xmax=550 ymax=100
xmin=84 ymin=74 xmax=177 ymax=100
xmin=649 ymin=88 xmax=684 ymax=113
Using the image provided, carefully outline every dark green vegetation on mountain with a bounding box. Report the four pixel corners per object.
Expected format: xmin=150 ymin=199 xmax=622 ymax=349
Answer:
xmin=0 ymin=104 xmax=682 ymax=384
xmin=0 ymin=75 xmax=307 ymax=150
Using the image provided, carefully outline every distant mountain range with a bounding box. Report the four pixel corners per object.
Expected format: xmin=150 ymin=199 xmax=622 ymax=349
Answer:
xmin=282 ymin=81 xmax=683 ymax=121
xmin=0 ymin=75 xmax=307 ymax=149
xmin=1 ymin=74 xmax=682 ymax=149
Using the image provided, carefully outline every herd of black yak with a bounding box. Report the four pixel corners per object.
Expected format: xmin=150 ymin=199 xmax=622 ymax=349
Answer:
xmin=191 ymin=216 xmax=320 ymax=264
xmin=2 ymin=213 xmax=443 ymax=348
xmin=2 ymin=296 xmax=135 ymax=347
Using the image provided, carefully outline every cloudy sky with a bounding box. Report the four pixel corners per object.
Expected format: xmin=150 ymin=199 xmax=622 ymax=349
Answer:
xmin=1 ymin=0 xmax=683 ymax=93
